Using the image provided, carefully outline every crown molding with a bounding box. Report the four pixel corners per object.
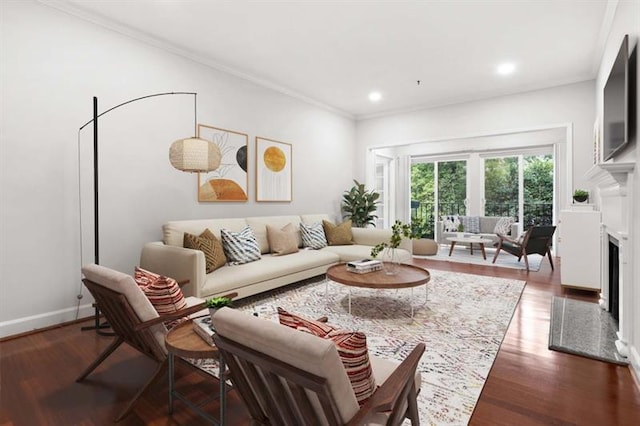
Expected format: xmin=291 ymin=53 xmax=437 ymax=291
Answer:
xmin=38 ymin=0 xmax=354 ymax=120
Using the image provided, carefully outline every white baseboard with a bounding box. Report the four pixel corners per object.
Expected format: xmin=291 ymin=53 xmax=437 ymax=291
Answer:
xmin=0 ymin=304 xmax=95 ymax=339
xmin=629 ymin=344 xmax=640 ymax=391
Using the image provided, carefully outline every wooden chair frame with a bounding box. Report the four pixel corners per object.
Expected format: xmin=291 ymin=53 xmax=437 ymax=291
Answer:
xmin=77 ymin=278 xmax=207 ymax=422
xmin=213 ymin=331 xmax=425 ymax=425
xmin=492 ymin=225 xmax=556 ymax=272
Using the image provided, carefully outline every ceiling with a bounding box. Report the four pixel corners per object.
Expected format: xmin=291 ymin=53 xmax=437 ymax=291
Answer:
xmin=52 ymin=0 xmax=612 ymax=119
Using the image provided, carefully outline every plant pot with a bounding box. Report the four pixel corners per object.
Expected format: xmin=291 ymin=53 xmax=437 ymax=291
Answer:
xmin=573 ymin=195 xmax=588 ymax=203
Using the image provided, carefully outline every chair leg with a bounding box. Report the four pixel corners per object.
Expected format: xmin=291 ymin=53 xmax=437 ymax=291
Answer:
xmin=406 ymin=384 xmax=420 ymax=424
xmin=492 ymin=246 xmax=501 ymax=264
xmin=547 ymin=249 xmax=554 ymax=270
xmin=523 ymin=253 xmax=530 ymax=272
xmin=115 ymin=359 xmax=168 ymax=422
xmin=76 ymin=336 xmax=124 ymax=382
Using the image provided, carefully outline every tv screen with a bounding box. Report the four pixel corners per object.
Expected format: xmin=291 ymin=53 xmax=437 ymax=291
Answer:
xmin=603 ymin=34 xmax=629 ymax=161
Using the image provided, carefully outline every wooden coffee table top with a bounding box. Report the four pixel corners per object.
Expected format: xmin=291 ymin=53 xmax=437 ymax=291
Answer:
xmin=446 ymin=236 xmax=493 ymax=244
xmin=327 ymin=263 xmax=430 ymax=290
xmin=165 ymin=318 xmax=219 ymax=359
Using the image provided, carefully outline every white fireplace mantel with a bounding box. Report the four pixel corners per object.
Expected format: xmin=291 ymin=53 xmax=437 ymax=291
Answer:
xmin=585 ymin=162 xmax=635 ymax=196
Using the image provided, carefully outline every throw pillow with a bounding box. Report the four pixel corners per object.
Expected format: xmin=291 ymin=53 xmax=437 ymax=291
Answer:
xmin=300 ymin=222 xmax=328 ymax=249
xmin=183 ymin=228 xmax=227 ymax=273
xmin=442 ymin=215 xmax=461 ymax=232
xmin=134 ymin=267 xmax=187 ymax=329
xmin=277 ymin=307 xmax=376 ymax=405
xmin=266 ymin=223 xmax=299 ymax=256
xmin=494 ymin=217 xmax=515 ymax=235
xmin=220 ymin=226 xmax=261 ymax=265
xmin=322 ymin=220 xmax=354 ymax=246
xmin=459 ymin=216 xmax=480 ymax=234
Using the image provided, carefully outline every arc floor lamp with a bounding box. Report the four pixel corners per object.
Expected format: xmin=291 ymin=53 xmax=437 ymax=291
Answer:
xmin=78 ymin=92 xmax=220 ymax=333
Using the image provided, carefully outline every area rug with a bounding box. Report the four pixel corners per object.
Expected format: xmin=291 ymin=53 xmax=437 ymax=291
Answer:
xmin=548 ymin=297 xmax=627 ymax=365
xmin=416 ymin=244 xmax=543 ymax=271
xmin=190 ymin=270 xmax=525 ymax=425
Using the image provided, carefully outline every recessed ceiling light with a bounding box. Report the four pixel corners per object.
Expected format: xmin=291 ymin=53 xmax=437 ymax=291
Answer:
xmin=497 ymin=63 xmax=516 ymax=75
xmin=369 ymin=91 xmax=382 ymax=102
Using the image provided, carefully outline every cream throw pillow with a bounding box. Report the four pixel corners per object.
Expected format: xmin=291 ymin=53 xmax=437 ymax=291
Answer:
xmin=266 ymin=223 xmax=299 ymax=256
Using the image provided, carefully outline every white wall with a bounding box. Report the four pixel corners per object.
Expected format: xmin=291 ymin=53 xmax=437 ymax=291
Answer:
xmin=0 ymin=1 xmax=355 ymax=337
xmin=595 ymin=0 xmax=640 ymax=381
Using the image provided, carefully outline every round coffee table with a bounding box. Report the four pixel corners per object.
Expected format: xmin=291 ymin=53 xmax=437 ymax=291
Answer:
xmin=326 ymin=263 xmax=431 ymax=318
xmin=446 ymin=235 xmax=494 ymax=260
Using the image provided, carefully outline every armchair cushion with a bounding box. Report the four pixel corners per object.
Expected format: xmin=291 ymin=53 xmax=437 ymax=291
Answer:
xmin=277 ymin=307 xmax=376 ymax=405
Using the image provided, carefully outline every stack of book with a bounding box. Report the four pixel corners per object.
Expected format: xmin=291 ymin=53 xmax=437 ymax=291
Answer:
xmin=192 ymin=316 xmax=215 ymax=346
xmin=346 ymin=259 xmax=383 ymax=274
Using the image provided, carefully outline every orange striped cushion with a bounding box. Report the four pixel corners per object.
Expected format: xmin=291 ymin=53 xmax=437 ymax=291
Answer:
xmin=276 ymin=307 xmax=376 ymax=405
xmin=134 ymin=267 xmax=187 ymax=328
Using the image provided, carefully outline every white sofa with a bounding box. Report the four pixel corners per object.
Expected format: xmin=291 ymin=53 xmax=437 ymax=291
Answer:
xmin=139 ymin=213 xmax=412 ymax=300
xmin=436 ymin=216 xmax=520 ymax=245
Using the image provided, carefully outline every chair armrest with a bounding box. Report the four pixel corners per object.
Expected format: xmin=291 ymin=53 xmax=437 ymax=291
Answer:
xmin=140 ymin=242 xmax=206 ymax=298
xmin=496 ymin=233 xmax=519 ymax=245
xmin=347 ymin=343 xmax=426 ymax=425
xmin=135 ymin=302 xmax=207 ymax=330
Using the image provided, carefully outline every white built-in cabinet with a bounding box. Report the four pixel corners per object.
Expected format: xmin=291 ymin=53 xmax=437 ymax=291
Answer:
xmin=558 ymin=208 xmax=601 ymax=291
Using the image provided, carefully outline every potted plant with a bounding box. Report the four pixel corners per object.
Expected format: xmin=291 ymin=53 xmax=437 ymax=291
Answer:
xmin=573 ymin=189 xmax=589 ymax=203
xmin=205 ymin=296 xmax=233 ymax=317
xmin=342 ymin=179 xmax=380 ymax=228
xmin=371 ymin=220 xmax=413 ymax=275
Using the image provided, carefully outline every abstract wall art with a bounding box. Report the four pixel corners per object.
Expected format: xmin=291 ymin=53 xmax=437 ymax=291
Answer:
xmin=197 ymin=124 xmax=248 ymax=202
xmin=255 ymin=137 xmax=292 ymax=202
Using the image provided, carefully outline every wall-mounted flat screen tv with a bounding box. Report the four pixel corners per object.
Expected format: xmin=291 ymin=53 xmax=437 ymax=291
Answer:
xmin=602 ymin=34 xmax=629 ymax=161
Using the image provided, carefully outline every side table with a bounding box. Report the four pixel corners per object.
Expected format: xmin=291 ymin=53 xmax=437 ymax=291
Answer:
xmin=165 ymin=319 xmax=227 ymax=424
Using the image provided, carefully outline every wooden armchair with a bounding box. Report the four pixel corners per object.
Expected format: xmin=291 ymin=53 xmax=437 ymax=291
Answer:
xmin=492 ymin=225 xmax=556 ymax=272
xmin=211 ymin=307 xmax=425 ymax=425
xmin=77 ymin=263 xmax=208 ymax=422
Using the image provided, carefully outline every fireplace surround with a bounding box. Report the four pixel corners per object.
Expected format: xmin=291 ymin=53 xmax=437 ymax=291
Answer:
xmin=586 ymin=162 xmax=635 ymax=359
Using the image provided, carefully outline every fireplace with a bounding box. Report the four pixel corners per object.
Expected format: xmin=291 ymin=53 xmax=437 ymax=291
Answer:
xmin=586 ymin=162 xmax=634 ymax=360
xmin=608 ymin=237 xmax=619 ymax=321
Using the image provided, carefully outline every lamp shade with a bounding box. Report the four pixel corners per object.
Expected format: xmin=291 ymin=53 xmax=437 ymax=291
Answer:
xmin=169 ymin=137 xmax=221 ymax=173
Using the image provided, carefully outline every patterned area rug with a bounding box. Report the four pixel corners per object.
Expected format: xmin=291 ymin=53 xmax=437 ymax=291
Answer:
xmin=190 ymin=270 xmax=525 ymax=425
xmin=417 ymin=244 xmax=543 ymax=271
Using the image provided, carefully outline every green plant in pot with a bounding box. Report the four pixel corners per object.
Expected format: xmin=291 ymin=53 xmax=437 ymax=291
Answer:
xmin=205 ymin=296 xmax=233 ymax=313
xmin=371 ymin=220 xmax=413 ymax=275
xmin=342 ymin=179 xmax=380 ymax=228
xmin=573 ymin=189 xmax=589 ymax=203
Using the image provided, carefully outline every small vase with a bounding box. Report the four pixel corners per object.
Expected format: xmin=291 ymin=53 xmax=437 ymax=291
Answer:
xmin=382 ymin=247 xmax=400 ymax=275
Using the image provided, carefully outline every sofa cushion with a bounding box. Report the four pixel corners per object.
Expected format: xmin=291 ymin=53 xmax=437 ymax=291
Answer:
xmin=300 ymin=222 xmax=328 ymax=249
xmin=266 ymin=223 xmax=299 ymax=256
xmin=221 ymin=226 xmax=262 ymax=265
xmin=322 ymin=220 xmax=354 ymax=246
xmin=459 ymin=216 xmax=480 ymax=233
xmin=163 ymin=218 xmax=248 ymax=247
xmin=201 ymin=249 xmax=339 ymax=296
xmin=276 ymin=308 xmax=376 ymax=406
xmin=183 ymin=229 xmax=227 ymax=273
xmin=494 ymin=217 xmax=515 ymax=235
xmin=246 ymin=216 xmax=303 ymax=253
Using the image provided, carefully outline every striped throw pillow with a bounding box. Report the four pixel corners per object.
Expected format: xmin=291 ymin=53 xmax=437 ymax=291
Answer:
xmin=276 ymin=307 xmax=376 ymax=405
xmin=134 ymin=267 xmax=187 ymax=329
xmin=220 ymin=226 xmax=261 ymax=265
xmin=300 ymin=222 xmax=327 ymax=249
xmin=183 ymin=228 xmax=227 ymax=273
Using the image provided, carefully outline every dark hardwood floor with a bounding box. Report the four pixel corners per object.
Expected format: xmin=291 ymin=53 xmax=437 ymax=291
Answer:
xmin=1 ymin=257 xmax=639 ymax=425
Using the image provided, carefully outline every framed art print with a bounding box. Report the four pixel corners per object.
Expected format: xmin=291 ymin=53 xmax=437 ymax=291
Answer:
xmin=197 ymin=124 xmax=248 ymax=202
xmin=255 ymin=137 xmax=292 ymax=202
